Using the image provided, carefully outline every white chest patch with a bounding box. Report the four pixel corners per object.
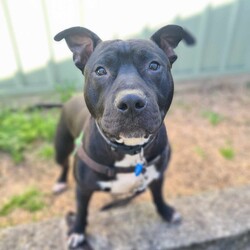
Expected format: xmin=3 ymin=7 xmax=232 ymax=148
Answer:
xmin=97 ymin=154 xmax=160 ymax=194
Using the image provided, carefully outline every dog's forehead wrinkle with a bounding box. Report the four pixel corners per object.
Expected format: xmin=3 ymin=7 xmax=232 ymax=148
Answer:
xmin=96 ymin=39 xmax=158 ymax=58
xmin=96 ymin=40 xmax=129 ymax=53
xmin=88 ymin=40 xmax=130 ymax=67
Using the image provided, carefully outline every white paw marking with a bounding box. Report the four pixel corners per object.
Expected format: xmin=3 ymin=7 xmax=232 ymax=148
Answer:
xmin=171 ymin=211 xmax=182 ymax=223
xmin=52 ymin=182 xmax=67 ymax=194
xmin=67 ymin=233 xmax=85 ymax=248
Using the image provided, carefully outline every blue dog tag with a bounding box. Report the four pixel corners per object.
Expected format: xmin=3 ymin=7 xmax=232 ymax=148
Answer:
xmin=135 ymin=163 xmax=144 ymax=176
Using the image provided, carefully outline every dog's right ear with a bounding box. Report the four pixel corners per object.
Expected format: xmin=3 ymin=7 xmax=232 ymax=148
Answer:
xmin=151 ymin=25 xmax=195 ymax=65
xmin=54 ymin=27 xmax=101 ymax=71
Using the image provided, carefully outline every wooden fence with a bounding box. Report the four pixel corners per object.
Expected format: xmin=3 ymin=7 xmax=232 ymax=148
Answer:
xmin=172 ymin=0 xmax=250 ymax=79
xmin=0 ymin=0 xmax=250 ymax=97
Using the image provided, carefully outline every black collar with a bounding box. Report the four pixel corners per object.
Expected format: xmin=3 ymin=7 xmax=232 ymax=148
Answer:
xmin=95 ymin=121 xmax=156 ymax=155
xmin=77 ymin=144 xmax=162 ymax=178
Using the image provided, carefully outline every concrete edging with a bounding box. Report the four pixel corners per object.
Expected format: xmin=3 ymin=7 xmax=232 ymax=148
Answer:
xmin=0 ymin=185 xmax=249 ymax=250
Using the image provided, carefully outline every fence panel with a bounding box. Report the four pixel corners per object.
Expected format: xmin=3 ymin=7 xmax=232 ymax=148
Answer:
xmin=0 ymin=0 xmax=249 ymax=97
xmin=172 ymin=0 xmax=250 ymax=79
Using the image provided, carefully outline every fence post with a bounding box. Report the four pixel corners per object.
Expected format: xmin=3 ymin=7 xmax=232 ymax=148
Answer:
xmin=219 ymin=0 xmax=240 ymax=73
xmin=242 ymin=0 xmax=250 ymax=71
xmin=41 ymin=0 xmax=57 ymax=89
xmin=1 ymin=0 xmax=25 ymax=87
xmin=192 ymin=6 xmax=210 ymax=76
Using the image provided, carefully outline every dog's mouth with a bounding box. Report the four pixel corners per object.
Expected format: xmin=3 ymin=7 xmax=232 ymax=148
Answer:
xmin=96 ymin=121 xmax=152 ymax=147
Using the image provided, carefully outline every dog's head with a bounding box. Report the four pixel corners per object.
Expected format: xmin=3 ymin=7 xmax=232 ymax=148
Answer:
xmin=55 ymin=25 xmax=194 ymax=146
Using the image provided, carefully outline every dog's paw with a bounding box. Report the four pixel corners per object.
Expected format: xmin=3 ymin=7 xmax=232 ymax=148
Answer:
xmin=170 ymin=210 xmax=182 ymax=224
xmin=68 ymin=233 xmax=85 ymax=249
xmin=158 ymin=205 xmax=182 ymax=224
xmin=52 ymin=182 xmax=67 ymax=194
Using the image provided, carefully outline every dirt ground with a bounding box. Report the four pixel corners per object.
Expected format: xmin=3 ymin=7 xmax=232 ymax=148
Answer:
xmin=0 ymin=76 xmax=250 ymax=228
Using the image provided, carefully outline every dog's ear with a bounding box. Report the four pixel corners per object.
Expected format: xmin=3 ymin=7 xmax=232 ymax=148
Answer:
xmin=151 ymin=25 xmax=195 ymax=65
xmin=54 ymin=27 xmax=101 ymax=71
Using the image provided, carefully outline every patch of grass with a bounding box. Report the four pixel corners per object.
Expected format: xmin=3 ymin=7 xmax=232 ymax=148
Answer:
xmin=38 ymin=143 xmax=54 ymax=160
xmin=202 ymin=111 xmax=224 ymax=126
xmin=194 ymin=146 xmax=206 ymax=158
xmin=0 ymin=187 xmax=45 ymax=216
xmin=0 ymin=109 xmax=57 ymax=163
xmin=219 ymin=146 xmax=235 ymax=160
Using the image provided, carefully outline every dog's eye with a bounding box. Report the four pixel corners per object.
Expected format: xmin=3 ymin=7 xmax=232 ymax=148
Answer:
xmin=95 ymin=67 xmax=107 ymax=76
xmin=149 ymin=61 xmax=160 ymax=71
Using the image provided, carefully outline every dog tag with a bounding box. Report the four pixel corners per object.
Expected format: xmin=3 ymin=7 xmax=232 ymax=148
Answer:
xmin=135 ymin=148 xmax=146 ymax=176
xmin=135 ymin=163 xmax=144 ymax=176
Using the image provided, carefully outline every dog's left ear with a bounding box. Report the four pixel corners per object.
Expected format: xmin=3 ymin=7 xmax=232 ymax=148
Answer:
xmin=54 ymin=27 xmax=102 ymax=71
xmin=151 ymin=25 xmax=195 ymax=65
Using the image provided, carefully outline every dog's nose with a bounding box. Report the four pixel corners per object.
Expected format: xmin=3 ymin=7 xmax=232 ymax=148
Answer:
xmin=115 ymin=94 xmax=147 ymax=113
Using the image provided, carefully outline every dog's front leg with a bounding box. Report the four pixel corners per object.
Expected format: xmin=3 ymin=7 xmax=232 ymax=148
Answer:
xmin=149 ymin=177 xmax=182 ymax=224
xmin=68 ymin=187 xmax=93 ymax=249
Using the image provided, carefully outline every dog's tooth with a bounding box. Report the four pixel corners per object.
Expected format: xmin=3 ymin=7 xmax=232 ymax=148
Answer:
xmin=116 ymin=138 xmax=124 ymax=143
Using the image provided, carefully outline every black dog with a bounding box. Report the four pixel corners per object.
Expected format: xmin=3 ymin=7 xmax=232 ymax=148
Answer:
xmin=53 ymin=25 xmax=195 ymax=248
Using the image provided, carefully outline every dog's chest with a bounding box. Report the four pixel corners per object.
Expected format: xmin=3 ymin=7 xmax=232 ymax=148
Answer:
xmin=97 ymin=154 xmax=160 ymax=194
